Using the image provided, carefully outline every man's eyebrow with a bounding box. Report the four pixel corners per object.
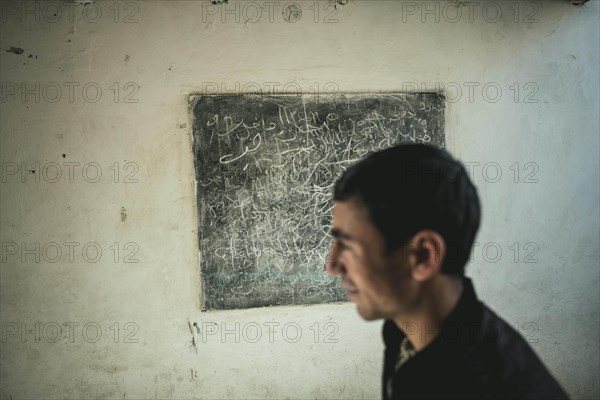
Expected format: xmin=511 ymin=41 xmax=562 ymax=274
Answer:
xmin=330 ymin=228 xmax=353 ymax=241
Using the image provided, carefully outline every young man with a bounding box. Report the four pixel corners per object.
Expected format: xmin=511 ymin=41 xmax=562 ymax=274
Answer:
xmin=325 ymin=144 xmax=568 ymax=399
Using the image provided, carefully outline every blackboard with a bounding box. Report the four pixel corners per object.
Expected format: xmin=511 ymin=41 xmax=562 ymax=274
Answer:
xmin=190 ymin=93 xmax=445 ymax=310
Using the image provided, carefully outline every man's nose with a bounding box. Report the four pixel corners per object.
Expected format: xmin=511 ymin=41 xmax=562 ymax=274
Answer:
xmin=325 ymin=242 xmax=343 ymax=276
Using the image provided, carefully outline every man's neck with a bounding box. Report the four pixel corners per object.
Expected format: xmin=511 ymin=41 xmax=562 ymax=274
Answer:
xmin=392 ymin=276 xmax=464 ymax=352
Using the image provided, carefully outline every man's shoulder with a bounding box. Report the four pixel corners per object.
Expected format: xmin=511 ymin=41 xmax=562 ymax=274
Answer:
xmin=380 ymin=279 xmax=570 ymax=399
xmin=471 ymin=304 xmax=545 ymax=370
xmin=464 ymin=304 xmax=569 ymax=399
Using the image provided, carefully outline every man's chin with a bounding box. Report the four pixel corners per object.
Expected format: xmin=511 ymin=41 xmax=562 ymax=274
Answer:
xmin=355 ymin=305 xmax=380 ymax=321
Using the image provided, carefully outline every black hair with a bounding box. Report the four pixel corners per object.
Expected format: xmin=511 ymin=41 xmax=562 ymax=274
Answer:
xmin=333 ymin=144 xmax=481 ymax=276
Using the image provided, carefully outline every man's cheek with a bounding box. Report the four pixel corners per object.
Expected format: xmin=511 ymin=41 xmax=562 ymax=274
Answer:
xmin=344 ymin=252 xmax=360 ymax=265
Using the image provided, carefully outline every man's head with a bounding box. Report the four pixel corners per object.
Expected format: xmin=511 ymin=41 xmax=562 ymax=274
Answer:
xmin=325 ymin=144 xmax=480 ymax=321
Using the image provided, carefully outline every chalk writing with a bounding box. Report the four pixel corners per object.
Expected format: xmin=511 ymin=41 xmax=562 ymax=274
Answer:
xmin=191 ymin=93 xmax=445 ymax=310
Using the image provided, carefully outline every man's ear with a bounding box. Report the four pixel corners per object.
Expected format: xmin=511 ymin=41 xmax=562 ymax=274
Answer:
xmin=407 ymin=230 xmax=446 ymax=282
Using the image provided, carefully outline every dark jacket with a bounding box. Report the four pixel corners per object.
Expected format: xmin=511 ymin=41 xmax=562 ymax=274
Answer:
xmin=382 ymin=277 xmax=569 ymax=399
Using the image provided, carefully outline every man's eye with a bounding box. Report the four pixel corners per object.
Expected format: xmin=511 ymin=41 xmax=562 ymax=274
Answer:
xmin=337 ymin=241 xmax=348 ymax=250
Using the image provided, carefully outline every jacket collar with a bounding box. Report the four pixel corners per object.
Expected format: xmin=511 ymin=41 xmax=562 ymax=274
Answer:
xmin=383 ymin=276 xmax=484 ymax=351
